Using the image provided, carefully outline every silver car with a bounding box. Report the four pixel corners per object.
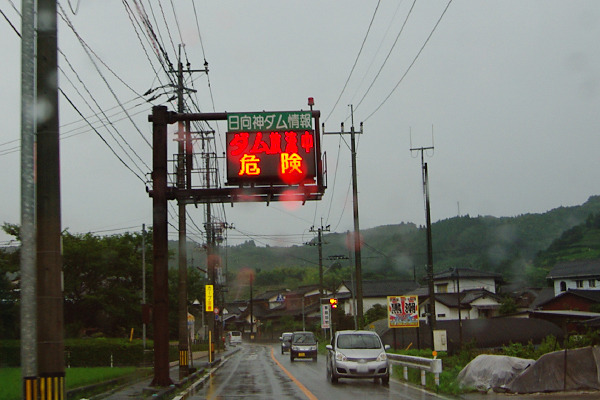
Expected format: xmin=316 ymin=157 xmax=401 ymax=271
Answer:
xmin=326 ymin=330 xmax=390 ymax=384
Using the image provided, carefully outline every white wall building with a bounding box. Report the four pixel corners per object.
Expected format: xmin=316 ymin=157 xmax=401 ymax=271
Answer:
xmin=547 ymin=259 xmax=600 ymax=297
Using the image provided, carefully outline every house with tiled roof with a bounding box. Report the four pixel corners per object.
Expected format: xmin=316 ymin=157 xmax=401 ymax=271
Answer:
xmin=536 ymin=289 xmax=600 ymax=313
xmin=335 ymin=279 xmax=420 ymax=316
xmin=432 ymin=268 xmax=505 ymax=294
xmin=418 ymin=288 xmax=504 ymax=321
xmin=546 ymin=259 xmax=600 ymax=296
xmin=406 ymin=268 xmax=505 ymax=321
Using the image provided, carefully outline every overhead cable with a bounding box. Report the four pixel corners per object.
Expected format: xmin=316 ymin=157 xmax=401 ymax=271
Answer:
xmin=364 ymin=0 xmax=453 ymax=121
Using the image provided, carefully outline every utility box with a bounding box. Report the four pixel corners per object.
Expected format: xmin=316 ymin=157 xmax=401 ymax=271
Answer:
xmin=433 ymin=330 xmax=448 ymax=352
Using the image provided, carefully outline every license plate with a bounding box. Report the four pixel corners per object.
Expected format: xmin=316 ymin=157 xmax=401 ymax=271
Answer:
xmin=357 ymin=364 xmax=369 ymax=374
xmin=298 ymin=352 xmax=305 ymax=357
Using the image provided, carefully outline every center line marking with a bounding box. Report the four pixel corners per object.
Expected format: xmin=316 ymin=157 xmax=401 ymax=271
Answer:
xmin=270 ymin=347 xmax=318 ymax=400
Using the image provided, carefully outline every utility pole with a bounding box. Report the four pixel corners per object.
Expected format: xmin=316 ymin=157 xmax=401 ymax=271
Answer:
xmin=20 ymin=0 xmax=37 ymax=397
xmin=176 ymin=50 xmax=189 ymax=380
xmin=205 ymin=156 xmax=215 ymax=360
xmin=173 ymin=47 xmax=208 ymax=378
xmin=411 ymin=143 xmax=436 ymax=347
xmin=249 ymin=274 xmax=254 ymax=338
xmin=150 ymin=106 xmax=172 ymax=387
xmin=36 ymin=0 xmax=65 ymax=398
xmin=323 ymin=105 xmax=364 ymax=325
xmin=309 ymin=221 xmax=330 ymax=298
xmin=454 ymin=268 xmax=462 ymax=348
xmin=142 ymin=224 xmax=147 ymax=349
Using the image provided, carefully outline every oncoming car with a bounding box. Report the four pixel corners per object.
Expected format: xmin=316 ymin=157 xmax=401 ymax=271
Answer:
xmin=290 ymin=331 xmax=318 ymax=362
xmin=326 ymin=330 xmax=390 ymax=384
xmin=279 ymin=332 xmax=293 ymax=354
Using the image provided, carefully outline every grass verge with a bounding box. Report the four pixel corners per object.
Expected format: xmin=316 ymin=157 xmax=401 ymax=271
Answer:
xmin=0 ymin=367 xmax=144 ymax=400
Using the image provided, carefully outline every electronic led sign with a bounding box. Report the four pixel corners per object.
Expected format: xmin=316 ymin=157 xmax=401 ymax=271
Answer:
xmin=226 ymin=111 xmax=317 ymax=186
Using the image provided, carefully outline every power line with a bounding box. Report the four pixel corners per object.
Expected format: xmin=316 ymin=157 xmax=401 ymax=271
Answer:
xmin=325 ymin=0 xmax=381 ymax=123
xmin=354 ymin=0 xmax=417 ymax=113
xmin=60 ymin=88 xmax=146 ymax=184
xmin=364 ymin=0 xmax=453 ymax=121
xmin=58 ymin=4 xmax=152 ymax=149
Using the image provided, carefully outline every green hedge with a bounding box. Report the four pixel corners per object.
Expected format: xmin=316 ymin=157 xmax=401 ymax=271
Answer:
xmin=0 ymin=339 xmax=209 ymax=367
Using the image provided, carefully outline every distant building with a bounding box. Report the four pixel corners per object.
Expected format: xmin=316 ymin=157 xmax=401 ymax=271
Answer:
xmin=418 ymin=288 xmax=504 ymax=320
xmin=409 ymin=268 xmax=505 ymax=321
xmin=335 ymin=279 xmax=420 ymax=316
xmin=546 ymin=259 xmax=600 ymax=296
xmin=431 ymin=268 xmax=504 ymax=294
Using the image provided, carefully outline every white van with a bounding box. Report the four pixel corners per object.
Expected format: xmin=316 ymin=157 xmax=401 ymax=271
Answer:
xmin=228 ymin=331 xmax=242 ymax=345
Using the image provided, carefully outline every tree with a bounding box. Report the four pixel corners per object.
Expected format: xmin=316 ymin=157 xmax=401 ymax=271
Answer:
xmin=62 ymin=230 xmax=152 ymax=337
xmin=1 ymin=224 xmax=21 ymax=338
xmin=364 ymin=303 xmax=387 ymax=325
xmin=499 ymin=296 xmax=518 ymax=316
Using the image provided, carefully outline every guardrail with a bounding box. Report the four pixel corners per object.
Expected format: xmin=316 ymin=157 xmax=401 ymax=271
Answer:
xmin=386 ymin=353 xmax=442 ymax=386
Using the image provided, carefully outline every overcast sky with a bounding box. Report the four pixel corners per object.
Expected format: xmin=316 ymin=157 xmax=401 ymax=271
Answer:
xmin=1 ymin=1 xmax=599 ymax=250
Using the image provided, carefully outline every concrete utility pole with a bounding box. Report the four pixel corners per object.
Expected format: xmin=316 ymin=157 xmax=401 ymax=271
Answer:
xmin=36 ymin=0 xmax=65 ymax=398
xmin=20 ymin=0 xmax=37 ymax=397
xmin=176 ymin=53 xmax=189 ymax=380
xmin=323 ymin=105 xmax=364 ymax=325
xmin=411 ymin=144 xmax=437 ymax=346
xmin=142 ymin=224 xmax=147 ymax=349
xmin=173 ymin=48 xmax=208 ymax=378
xmin=309 ymin=222 xmax=330 ymax=298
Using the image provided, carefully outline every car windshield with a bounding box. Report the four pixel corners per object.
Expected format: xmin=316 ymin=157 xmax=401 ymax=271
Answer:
xmin=283 ymin=334 xmax=292 ymax=341
xmin=231 ymin=331 xmax=241 ymax=337
xmin=337 ymin=334 xmax=381 ymax=349
xmin=292 ymin=333 xmax=316 ymax=344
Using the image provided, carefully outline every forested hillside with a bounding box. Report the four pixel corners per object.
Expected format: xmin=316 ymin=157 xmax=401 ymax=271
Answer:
xmin=172 ymin=195 xmax=600 ymax=291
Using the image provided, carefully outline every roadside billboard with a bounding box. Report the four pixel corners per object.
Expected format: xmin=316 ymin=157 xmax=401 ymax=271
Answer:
xmin=387 ymin=295 xmax=419 ymax=328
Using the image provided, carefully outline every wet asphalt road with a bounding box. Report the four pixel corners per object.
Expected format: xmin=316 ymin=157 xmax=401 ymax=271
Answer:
xmin=187 ymin=343 xmax=451 ymax=400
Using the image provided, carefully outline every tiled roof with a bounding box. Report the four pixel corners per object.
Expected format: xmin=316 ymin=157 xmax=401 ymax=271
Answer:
xmin=529 ymin=287 xmax=555 ymax=309
xmin=547 ymin=259 xmax=600 ymax=279
xmin=422 ymin=289 xmax=502 ymax=308
xmin=433 ymin=268 xmax=504 ymax=282
xmin=341 ymin=280 xmax=420 ymax=297
xmin=536 ymin=289 xmax=600 ymax=308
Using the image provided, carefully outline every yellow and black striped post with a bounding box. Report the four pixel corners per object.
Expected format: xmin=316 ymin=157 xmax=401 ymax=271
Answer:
xmin=23 ymin=376 xmax=38 ymax=400
xmin=38 ymin=374 xmax=65 ymax=400
xmin=179 ymin=349 xmax=189 ymax=367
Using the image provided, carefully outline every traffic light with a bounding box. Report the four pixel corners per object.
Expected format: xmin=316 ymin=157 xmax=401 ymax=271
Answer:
xmin=329 ymin=298 xmax=338 ymax=308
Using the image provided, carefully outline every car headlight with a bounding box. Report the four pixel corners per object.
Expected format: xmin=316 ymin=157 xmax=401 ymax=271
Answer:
xmin=335 ymin=351 xmax=347 ymax=362
xmin=309 ymin=346 xmax=317 ymax=351
xmin=376 ymin=351 xmax=387 ymax=362
xmin=291 ymin=346 xmax=298 ymax=351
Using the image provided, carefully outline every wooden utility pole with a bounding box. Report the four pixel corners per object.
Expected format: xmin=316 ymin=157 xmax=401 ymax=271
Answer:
xmin=323 ymin=106 xmax=364 ymax=325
